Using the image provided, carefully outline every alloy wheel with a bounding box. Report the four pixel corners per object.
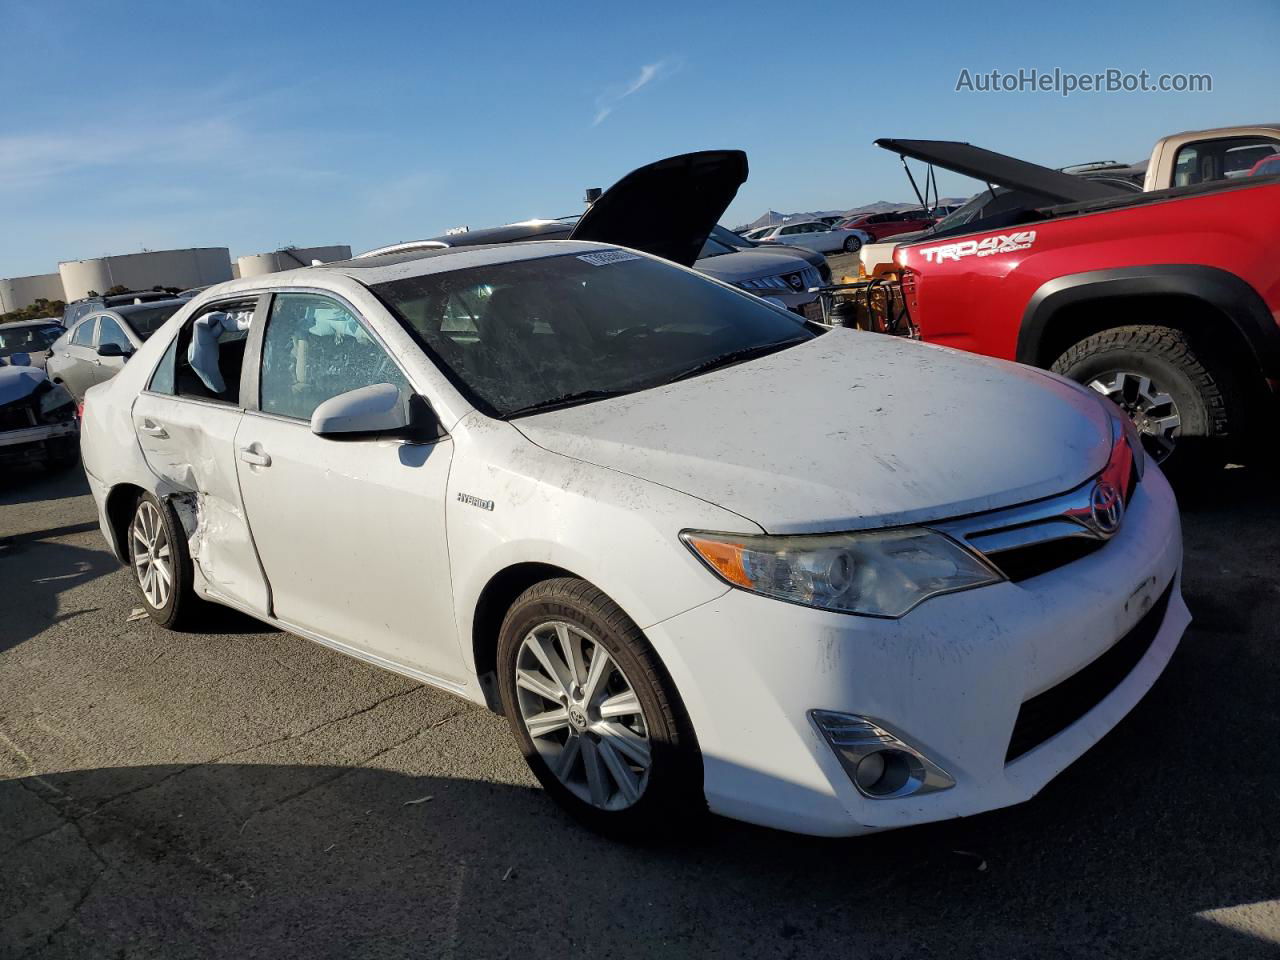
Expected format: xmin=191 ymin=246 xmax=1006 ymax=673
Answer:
xmin=131 ymin=500 xmax=173 ymax=610
xmin=1088 ymin=370 xmax=1182 ymax=463
xmin=514 ymin=620 xmax=651 ymax=810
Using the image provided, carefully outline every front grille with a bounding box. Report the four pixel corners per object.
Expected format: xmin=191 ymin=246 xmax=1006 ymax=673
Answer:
xmin=1005 ymin=582 xmax=1173 ymax=763
xmin=987 ymin=538 xmax=1106 ymax=582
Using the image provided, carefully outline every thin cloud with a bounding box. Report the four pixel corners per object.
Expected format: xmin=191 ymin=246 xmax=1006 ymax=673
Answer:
xmin=592 ymin=59 xmax=675 ymax=126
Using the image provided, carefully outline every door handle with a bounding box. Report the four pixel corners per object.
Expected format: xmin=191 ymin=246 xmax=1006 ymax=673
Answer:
xmin=137 ymin=420 xmax=168 ymax=439
xmin=239 ymin=446 xmax=272 ymax=468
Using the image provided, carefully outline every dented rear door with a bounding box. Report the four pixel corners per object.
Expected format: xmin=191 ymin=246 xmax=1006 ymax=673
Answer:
xmin=130 ymin=299 xmax=272 ymax=616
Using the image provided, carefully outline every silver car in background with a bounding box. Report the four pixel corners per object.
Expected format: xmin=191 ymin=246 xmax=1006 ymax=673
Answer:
xmin=47 ymin=299 xmax=186 ymax=401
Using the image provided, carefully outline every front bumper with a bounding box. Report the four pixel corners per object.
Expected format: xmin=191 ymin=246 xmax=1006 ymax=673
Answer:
xmin=648 ymin=465 xmax=1188 ymax=836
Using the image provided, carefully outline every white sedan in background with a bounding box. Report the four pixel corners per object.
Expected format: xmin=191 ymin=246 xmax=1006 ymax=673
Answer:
xmin=752 ymin=220 xmax=870 ymax=253
xmin=81 ymin=239 xmax=1187 ymax=838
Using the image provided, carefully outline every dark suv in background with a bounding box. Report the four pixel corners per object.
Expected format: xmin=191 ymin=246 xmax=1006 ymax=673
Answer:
xmin=62 ymin=290 xmax=177 ymax=329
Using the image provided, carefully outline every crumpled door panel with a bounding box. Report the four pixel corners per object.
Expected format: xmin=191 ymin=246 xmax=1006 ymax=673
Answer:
xmin=131 ymin=392 xmax=271 ymax=615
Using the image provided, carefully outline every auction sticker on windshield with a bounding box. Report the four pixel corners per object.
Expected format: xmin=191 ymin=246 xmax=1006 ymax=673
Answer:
xmin=576 ymin=250 xmax=642 ymax=266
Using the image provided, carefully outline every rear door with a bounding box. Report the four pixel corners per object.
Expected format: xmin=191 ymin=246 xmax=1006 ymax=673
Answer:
xmin=232 ymin=291 xmax=462 ymax=682
xmin=84 ymin=315 xmax=132 ymax=391
xmin=51 ymin=316 xmax=99 ymax=399
xmin=132 ymin=297 xmax=271 ymax=615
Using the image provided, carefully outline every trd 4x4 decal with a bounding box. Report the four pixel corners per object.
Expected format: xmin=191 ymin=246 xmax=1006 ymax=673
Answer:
xmin=919 ymin=231 xmax=1037 ymax=263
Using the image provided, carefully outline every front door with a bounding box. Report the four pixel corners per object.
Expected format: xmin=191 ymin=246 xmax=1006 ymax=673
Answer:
xmin=131 ymin=299 xmax=271 ymax=615
xmin=234 ymin=292 xmax=461 ymax=683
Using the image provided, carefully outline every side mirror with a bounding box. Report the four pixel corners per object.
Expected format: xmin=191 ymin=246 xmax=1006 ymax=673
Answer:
xmin=97 ymin=342 xmax=129 ymax=358
xmin=310 ymin=382 xmax=439 ymax=441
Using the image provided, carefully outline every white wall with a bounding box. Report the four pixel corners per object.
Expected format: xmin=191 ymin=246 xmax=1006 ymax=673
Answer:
xmin=58 ymin=248 xmax=234 ymax=301
xmin=0 ymin=273 xmax=65 ymax=313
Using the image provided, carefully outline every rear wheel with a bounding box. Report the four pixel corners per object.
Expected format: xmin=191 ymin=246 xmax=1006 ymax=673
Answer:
xmin=1051 ymin=325 xmax=1240 ymax=480
xmin=496 ymin=578 xmax=703 ymax=838
xmin=128 ymin=492 xmax=198 ymax=629
xmin=842 ymin=235 xmax=862 ymax=253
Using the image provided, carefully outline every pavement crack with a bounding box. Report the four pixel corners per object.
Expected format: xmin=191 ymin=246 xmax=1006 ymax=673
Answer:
xmin=237 ymin=724 xmax=435 ymax=836
xmin=82 ymin=684 xmax=427 ymax=817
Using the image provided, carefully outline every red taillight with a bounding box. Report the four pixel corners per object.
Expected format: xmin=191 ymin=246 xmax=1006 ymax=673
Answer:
xmin=77 ymin=402 xmax=85 ymax=420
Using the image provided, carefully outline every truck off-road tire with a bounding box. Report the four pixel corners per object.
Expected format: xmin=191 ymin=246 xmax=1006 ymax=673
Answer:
xmin=1052 ymin=325 xmax=1239 ymax=480
xmin=128 ymin=492 xmax=199 ymax=630
xmin=496 ymin=577 xmax=704 ymax=839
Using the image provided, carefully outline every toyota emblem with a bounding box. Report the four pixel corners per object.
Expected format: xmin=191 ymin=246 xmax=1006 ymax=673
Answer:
xmin=1089 ymin=480 xmax=1124 ymax=536
xmin=785 ymin=272 xmax=803 ymax=291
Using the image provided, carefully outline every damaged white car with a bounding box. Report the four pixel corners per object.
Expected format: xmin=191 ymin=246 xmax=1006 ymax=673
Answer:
xmin=82 ymin=227 xmax=1188 ymax=839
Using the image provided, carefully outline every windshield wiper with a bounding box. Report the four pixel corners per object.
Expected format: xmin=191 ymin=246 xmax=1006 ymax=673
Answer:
xmin=664 ymin=338 xmax=808 ymax=385
xmin=502 ymin=389 xmax=630 ymax=419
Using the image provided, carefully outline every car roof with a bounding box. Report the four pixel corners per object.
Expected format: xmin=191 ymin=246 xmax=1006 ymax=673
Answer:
xmin=202 ymin=239 xmax=628 ymax=294
xmin=88 ymin=298 xmax=186 ymax=318
xmin=0 ymin=318 xmax=62 ymax=329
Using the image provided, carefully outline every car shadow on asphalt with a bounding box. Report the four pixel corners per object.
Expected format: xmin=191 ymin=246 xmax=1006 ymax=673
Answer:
xmin=0 ymin=462 xmax=89 ymax=508
xmin=0 ymin=535 xmax=118 ymax=655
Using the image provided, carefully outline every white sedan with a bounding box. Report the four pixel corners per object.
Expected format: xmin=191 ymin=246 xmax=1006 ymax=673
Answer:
xmin=81 ymin=240 xmax=1188 ymax=838
xmin=752 ymin=220 xmax=870 ymax=254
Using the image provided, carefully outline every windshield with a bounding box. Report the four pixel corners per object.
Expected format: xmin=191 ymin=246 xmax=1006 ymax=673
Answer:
xmin=373 ymin=251 xmax=815 ymax=418
xmin=0 ymin=324 xmax=62 ymax=356
xmin=121 ymin=304 xmax=183 ymax=340
xmin=710 ymin=224 xmax=756 ymax=248
xmin=697 ymin=236 xmax=738 ymax=259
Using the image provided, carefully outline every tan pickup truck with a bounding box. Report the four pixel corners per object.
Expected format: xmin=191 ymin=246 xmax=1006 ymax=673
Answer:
xmin=1143 ymin=123 xmax=1280 ymax=190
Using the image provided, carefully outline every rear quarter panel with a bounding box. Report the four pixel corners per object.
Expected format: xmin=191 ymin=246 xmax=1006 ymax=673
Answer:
xmin=896 ymin=184 xmax=1280 ymax=362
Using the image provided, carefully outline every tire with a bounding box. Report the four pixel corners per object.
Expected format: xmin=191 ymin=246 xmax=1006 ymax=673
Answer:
xmin=127 ymin=492 xmax=198 ymax=629
xmin=496 ymin=577 xmax=703 ymax=838
xmin=842 ymin=235 xmax=862 ymax=253
xmin=1051 ymin=325 xmax=1240 ymax=481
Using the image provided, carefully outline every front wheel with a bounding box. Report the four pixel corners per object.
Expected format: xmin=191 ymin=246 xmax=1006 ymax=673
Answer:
xmin=1051 ymin=325 xmax=1241 ymax=479
xmin=496 ymin=578 xmax=703 ymax=838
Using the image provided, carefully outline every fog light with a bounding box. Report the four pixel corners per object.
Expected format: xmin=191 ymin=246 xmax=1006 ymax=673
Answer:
xmin=811 ymin=710 xmax=955 ymax=800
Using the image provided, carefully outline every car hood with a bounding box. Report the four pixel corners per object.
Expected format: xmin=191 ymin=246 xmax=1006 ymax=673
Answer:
xmin=570 ymin=150 xmax=749 ymax=267
xmin=513 ymin=330 xmax=1112 ymax=533
xmin=875 ymin=138 xmax=1129 ymax=204
xmin=695 ymin=247 xmax=821 ymax=284
xmin=0 ymin=364 xmax=47 ymax=406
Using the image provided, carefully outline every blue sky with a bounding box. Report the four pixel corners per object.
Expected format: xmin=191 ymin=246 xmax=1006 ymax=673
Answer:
xmin=0 ymin=0 xmax=1276 ymax=278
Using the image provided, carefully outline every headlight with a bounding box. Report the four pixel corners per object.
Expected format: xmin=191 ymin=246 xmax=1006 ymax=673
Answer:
xmin=680 ymin=528 xmax=1003 ymax=618
xmin=739 ymin=275 xmax=791 ymax=291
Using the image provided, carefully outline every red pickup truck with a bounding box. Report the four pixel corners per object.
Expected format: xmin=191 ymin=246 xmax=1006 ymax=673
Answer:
xmin=875 ymin=139 xmax=1280 ymax=478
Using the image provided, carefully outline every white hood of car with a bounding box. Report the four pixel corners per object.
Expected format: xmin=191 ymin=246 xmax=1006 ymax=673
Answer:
xmin=514 ymin=329 xmax=1112 ymax=533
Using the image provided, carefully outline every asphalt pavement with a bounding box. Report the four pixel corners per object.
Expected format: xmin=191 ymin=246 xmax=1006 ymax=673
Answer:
xmin=2 ymin=461 xmax=1278 ymax=959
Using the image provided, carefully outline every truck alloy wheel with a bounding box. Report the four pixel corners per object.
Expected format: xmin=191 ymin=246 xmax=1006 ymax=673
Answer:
xmin=1087 ymin=370 xmax=1181 ymax=463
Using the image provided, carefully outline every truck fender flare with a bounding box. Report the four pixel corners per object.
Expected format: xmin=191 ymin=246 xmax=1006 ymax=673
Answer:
xmin=1018 ymin=265 xmax=1279 ymax=377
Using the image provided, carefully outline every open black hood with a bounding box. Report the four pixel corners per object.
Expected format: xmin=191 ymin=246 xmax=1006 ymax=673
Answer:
xmin=875 ymin=139 xmax=1129 ymax=204
xmin=569 ymin=150 xmax=749 ymax=267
